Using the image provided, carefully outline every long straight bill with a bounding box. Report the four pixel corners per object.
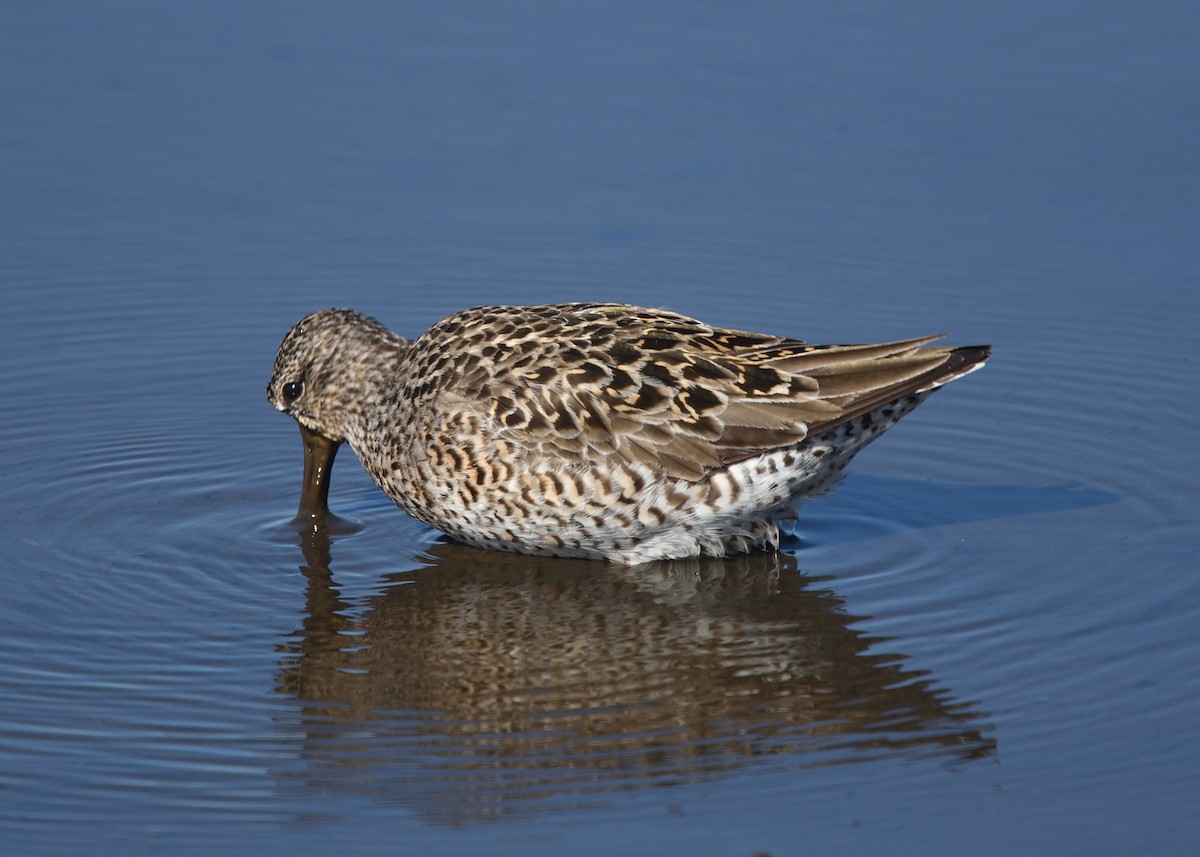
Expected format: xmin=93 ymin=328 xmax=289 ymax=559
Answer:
xmin=296 ymin=423 xmax=341 ymax=519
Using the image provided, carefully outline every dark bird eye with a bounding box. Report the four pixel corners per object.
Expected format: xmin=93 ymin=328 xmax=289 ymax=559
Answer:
xmin=282 ymin=380 xmax=304 ymax=404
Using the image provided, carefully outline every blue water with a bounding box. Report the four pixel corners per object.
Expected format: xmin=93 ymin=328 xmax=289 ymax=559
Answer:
xmin=2 ymin=2 xmax=1199 ymax=855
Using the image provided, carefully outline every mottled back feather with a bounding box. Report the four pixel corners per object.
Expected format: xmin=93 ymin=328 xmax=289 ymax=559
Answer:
xmin=407 ymin=303 xmax=985 ymax=481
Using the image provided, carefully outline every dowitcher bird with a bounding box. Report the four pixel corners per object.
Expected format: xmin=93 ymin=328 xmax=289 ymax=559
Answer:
xmin=267 ymin=303 xmax=988 ymax=563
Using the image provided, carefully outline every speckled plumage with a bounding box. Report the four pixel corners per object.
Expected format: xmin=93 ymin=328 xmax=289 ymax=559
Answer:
xmin=267 ymin=303 xmax=989 ymax=563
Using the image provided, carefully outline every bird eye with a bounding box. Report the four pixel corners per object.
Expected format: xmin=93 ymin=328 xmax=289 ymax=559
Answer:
xmin=282 ymin=380 xmax=304 ymax=404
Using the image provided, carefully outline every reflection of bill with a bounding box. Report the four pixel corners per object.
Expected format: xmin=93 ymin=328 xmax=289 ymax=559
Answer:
xmin=275 ymin=527 xmax=994 ymax=823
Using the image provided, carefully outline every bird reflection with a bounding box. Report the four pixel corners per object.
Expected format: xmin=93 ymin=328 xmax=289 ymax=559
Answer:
xmin=275 ymin=522 xmax=994 ymax=823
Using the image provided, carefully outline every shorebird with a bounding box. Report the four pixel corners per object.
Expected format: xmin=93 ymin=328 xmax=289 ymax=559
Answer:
xmin=268 ymin=303 xmax=988 ymax=563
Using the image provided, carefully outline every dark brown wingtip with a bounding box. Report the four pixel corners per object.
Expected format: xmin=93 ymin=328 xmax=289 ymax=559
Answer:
xmin=296 ymin=423 xmax=342 ymax=520
xmin=805 ymin=341 xmax=991 ymax=437
xmin=927 ymin=344 xmax=991 ymax=389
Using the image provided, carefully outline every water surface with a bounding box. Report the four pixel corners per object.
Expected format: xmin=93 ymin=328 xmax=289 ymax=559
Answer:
xmin=2 ymin=2 xmax=1198 ymax=855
